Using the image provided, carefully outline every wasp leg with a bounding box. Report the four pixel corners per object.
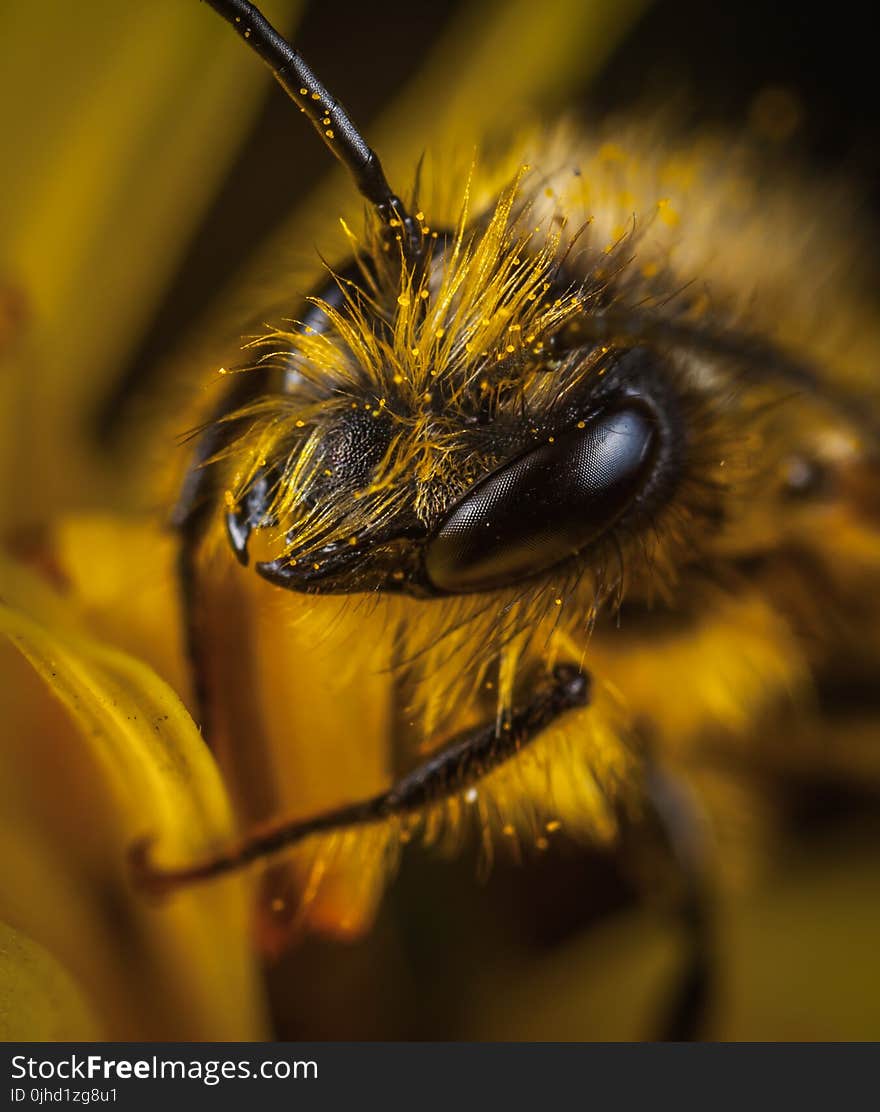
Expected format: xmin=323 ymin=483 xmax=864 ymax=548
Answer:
xmin=632 ymin=762 xmax=716 ymax=1042
xmin=131 ymin=663 xmax=589 ymax=897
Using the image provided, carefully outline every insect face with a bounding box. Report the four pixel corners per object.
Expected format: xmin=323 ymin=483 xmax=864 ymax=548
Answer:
xmin=222 ymin=250 xmax=679 ymax=603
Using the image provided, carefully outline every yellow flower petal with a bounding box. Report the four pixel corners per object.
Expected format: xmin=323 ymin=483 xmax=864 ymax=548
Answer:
xmin=0 ymin=0 xmax=301 ymax=527
xmin=50 ymin=513 xmax=192 ymax=708
xmin=0 ymin=556 xmax=269 ymax=1039
xmin=0 ymin=919 xmax=102 ymax=1041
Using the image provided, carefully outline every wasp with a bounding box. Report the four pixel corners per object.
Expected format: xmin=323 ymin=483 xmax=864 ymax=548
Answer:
xmin=118 ymin=0 xmax=880 ymax=1039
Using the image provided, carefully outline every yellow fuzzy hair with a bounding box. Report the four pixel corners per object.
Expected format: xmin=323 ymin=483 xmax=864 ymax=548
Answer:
xmin=182 ymin=122 xmax=880 ymax=938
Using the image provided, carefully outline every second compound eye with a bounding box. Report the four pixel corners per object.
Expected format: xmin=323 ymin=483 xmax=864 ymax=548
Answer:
xmin=424 ymin=403 xmax=659 ymax=593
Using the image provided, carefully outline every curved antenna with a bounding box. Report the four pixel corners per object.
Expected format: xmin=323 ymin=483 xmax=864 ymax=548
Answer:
xmin=202 ymin=0 xmax=420 ymax=254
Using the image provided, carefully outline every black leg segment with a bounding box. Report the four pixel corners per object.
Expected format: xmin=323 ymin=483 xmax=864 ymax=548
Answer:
xmin=131 ymin=663 xmax=590 ymax=896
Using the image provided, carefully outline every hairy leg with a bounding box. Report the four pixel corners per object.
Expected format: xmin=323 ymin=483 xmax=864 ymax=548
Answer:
xmin=131 ymin=663 xmax=590 ymax=896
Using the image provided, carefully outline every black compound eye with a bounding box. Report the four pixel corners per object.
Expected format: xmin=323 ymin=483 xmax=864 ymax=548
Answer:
xmin=424 ymin=403 xmax=659 ymax=593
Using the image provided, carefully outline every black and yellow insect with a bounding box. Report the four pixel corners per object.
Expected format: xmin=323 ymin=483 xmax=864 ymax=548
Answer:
xmin=2 ymin=0 xmax=879 ymax=1042
xmin=116 ymin=0 xmax=880 ymax=1036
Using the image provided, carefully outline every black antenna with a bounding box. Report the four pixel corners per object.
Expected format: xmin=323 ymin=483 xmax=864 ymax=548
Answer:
xmin=202 ymin=0 xmax=420 ymax=254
